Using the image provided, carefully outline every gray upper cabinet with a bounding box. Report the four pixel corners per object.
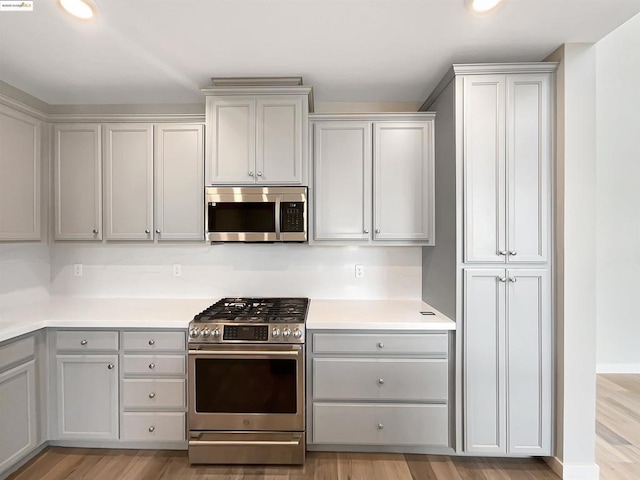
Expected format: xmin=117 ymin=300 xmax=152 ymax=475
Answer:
xmin=54 ymin=124 xmax=102 ymax=240
xmin=103 ymin=124 xmax=154 ymax=241
xmin=204 ymin=90 xmax=310 ymax=186
xmin=0 ymin=104 xmax=41 ymax=241
xmin=311 ymin=114 xmax=434 ymax=245
xmin=154 ymin=124 xmax=204 ymax=241
xmin=463 ymin=73 xmax=551 ymax=264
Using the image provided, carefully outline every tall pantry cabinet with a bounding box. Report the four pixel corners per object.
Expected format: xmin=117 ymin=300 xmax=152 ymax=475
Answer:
xmin=421 ymin=63 xmax=556 ymax=456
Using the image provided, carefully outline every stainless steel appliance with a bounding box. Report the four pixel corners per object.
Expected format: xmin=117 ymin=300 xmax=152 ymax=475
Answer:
xmin=205 ymin=186 xmax=307 ymax=242
xmin=188 ymin=297 xmax=309 ymax=465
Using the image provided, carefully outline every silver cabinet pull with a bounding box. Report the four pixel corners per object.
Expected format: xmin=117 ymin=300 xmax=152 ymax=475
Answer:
xmin=509 ymin=277 xmax=517 ymax=283
xmin=80 ymin=339 xmax=88 ymax=345
xmin=377 ymin=423 xmax=384 ymax=430
xmin=249 ymin=171 xmax=254 ymax=176
xmin=155 ymin=229 xmax=161 ymax=234
xmin=375 ymin=229 xmax=381 ymax=234
xmin=257 ymin=171 xmax=262 ymax=176
xmin=149 ymin=363 xmax=155 ymax=370
xmin=149 ymin=392 xmax=156 ymax=399
xmin=364 ymin=229 xmax=369 ymax=234
xmin=148 ymin=426 xmax=155 ymax=433
xmin=377 ymin=342 xmax=384 ymax=349
xmin=145 ymin=229 xmax=150 ymax=234
xmin=378 ymin=378 xmax=385 ymax=385
xmin=509 ymin=251 xmax=517 ymax=256
xmin=92 ymin=229 xmax=99 ymax=234
xmin=497 ymin=276 xmax=507 ymax=282
xmin=498 ymin=250 xmax=507 ymax=256
xmin=148 ymin=339 xmax=155 ymax=346
xmin=107 ymin=363 xmax=114 ymax=370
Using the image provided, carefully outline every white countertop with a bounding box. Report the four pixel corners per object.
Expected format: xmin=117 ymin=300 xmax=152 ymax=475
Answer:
xmin=306 ymin=299 xmax=455 ymax=330
xmin=0 ymin=297 xmax=455 ymax=344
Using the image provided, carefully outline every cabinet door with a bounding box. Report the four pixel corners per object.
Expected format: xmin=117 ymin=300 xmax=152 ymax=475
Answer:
xmin=54 ymin=124 xmax=102 ymax=240
xmin=373 ymin=121 xmax=433 ymax=242
xmin=104 ymin=124 xmax=154 ymax=240
xmin=256 ymin=96 xmax=303 ymax=184
xmin=56 ymin=355 xmax=119 ymax=440
xmin=506 ymin=269 xmax=551 ymax=455
xmin=463 ymin=269 xmax=507 ymax=454
xmin=154 ymin=124 xmax=204 ymax=241
xmin=313 ymin=121 xmax=371 ymax=241
xmin=506 ymin=74 xmax=551 ymax=263
xmin=206 ymin=97 xmax=255 ymax=184
xmin=0 ymin=105 xmax=41 ymax=241
xmin=0 ymin=360 xmax=37 ymax=473
xmin=463 ymin=76 xmax=506 ymax=263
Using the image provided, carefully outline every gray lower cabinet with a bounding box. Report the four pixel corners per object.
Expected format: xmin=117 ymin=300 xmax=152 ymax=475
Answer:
xmin=0 ymin=335 xmax=38 ymax=475
xmin=307 ymin=331 xmax=451 ymax=453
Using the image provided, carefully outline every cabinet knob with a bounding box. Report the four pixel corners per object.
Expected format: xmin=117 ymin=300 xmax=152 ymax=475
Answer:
xmin=149 ymin=363 xmax=155 ymax=370
xmin=92 ymin=229 xmax=99 ymax=234
xmin=497 ymin=276 xmax=507 ymax=283
xmin=148 ymin=339 xmax=155 ymax=346
xmin=377 ymin=342 xmax=384 ymax=349
xmin=375 ymin=229 xmax=380 ymax=234
xmin=364 ymin=229 xmax=369 ymax=234
xmin=145 ymin=229 xmax=150 ymax=234
xmin=377 ymin=423 xmax=384 ymax=430
xmin=149 ymin=392 xmax=156 ymax=399
xmin=249 ymin=171 xmax=254 ymax=176
xmin=80 ymin=339 xmax=88 ymax=346
xmin=378 ymin=378 xmax=385 ymax=385
xmin=509 ymin=251 xmax=517 ymax=256
xmin=509 ymin=277 xmax=517 ymax=283
xmin=498 ymin=250 xmax=507 ymax=256
xmin=148 ymin=426 xmax=155 ymax=433
xmin=155 ymin=229 xmax=161 ymax=234
xmin=107 ymin=363 xmax=114 ymax=370
xmin=257 ymin=171 xmax=262 ymax=177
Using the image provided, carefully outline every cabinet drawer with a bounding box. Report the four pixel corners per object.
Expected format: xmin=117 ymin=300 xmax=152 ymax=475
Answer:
xmin=313 ymin=333 xmax=448 ymax=356
xmin=122 ymin=331 xmax=185 ymax=352
xmin=123 ymin=379 xmax=186 ymax=409
xmin=56 ymin=331 xmax=119 ymax=351
xmin=313 ymin=358 xmax=448 ymax=402
xmin=123 ymin=355 xmax=185 ymax=375
xmin=313 ymin=403 xmax=448 ymax=446
xmin=121 ymin=412 xmax=185 ymax=442
xmin=0 ymin=335 xmax=35 ymax=371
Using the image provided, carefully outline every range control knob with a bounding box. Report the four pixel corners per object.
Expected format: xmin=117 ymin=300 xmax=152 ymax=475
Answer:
xmin=189 ymin=327 xmax=200 ymax=338
xmin=212 ymin=328 xmax=221 ymax=339
xmin=282 ymin=327 xmax=292 ymax=339
xmin=272 ymin=328 xmax=281 ymax=338
xmin=293 ymin=328 xmax=303 ymax=339
xmin=201 ymin=327 xmax=211 ymax=338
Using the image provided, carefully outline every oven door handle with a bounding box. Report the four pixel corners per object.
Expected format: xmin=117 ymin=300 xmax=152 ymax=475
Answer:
xmin=188 ymin=349 xmax=301 ymax=357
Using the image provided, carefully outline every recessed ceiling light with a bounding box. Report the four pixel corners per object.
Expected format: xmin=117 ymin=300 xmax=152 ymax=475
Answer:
xmin=59 ymin=0 xmax=96 ymax=20
xmin=469 ymin=0 xmax=504 ymax=13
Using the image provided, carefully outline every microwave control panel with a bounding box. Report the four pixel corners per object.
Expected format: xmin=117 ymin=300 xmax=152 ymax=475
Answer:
xmin=280 ymin=202 xmax=305 ymax=232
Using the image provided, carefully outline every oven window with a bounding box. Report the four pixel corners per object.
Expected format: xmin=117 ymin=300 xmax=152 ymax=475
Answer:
xmin=195 ymin=358 xmax=297 ymax=414
xmin=208 ymin=203 xmax=275 ymax=232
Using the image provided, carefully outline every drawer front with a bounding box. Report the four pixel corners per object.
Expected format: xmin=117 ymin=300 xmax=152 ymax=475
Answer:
xmin=313 ymin=333 xmax=448 ymax=356
xmin=122 ymin=331 xmax=185 ymax=352
xmin=123 ymin=379 xmax=186 ymax=409
xmin=121 ymin=412 xmax=185 ymax=442
xmin=313 ymin=358 xmax=448 ymax=402
xmin=313 ymin=403 xmax=448 ymax=446
xmin=56 ymin=331 xmax=119 ymax=352
xmin=0 ymin=335 xmax=35 ymax=371
xmin=123 ymin=355 xmax=185 ymax=375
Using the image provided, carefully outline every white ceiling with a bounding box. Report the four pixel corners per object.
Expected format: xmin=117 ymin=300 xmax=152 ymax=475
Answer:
xmin=1 ymin=0 xmax=639 ymax=105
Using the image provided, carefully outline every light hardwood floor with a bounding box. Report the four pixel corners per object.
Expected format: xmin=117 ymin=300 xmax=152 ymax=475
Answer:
xmin=8 ymin=374 xmax=640 ymax=480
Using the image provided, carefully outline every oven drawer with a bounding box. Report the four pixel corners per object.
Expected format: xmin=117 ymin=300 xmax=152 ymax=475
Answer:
xmin=56 ymin=331 xmax=119 ymax=352
xmin=313 ymin=358 xmax=448 ymax=402
xmin=123 ymin=379 xmax=186 ymax=409
xmin=123 ymin=331 xmax=185 ymax=352
xmin=313 ymin=403 xmax=448 ymax=446
xmin=122 ymin=412 xmax=185 ymax=442
xmin=312 ymin=333 xmax=448 ymax=356
xmin=123 ymin=355 xmax=185 ymax=375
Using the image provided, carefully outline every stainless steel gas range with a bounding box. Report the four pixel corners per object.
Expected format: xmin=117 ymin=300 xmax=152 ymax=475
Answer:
xmin=187 ymin=297 xmax=309 ymax=465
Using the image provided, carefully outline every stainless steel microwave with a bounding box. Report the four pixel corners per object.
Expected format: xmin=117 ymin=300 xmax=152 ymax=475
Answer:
xmin=205 ymin=186 xmax=307 ymax=242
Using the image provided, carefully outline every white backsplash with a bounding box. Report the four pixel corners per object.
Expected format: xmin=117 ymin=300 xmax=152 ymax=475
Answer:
xmin=50 ymin=244 xmax=422 ymax=300
xmin=0 ymin=243 xmax=51 ymax=308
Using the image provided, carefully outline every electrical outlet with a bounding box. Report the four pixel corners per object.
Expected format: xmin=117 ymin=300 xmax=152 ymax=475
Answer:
xmin=355 ymin=264 xmax=364 ymax=279
xmin=73 ymin=264 xmax=83 ymax=277
xmin=172 ymin=264 xmax=182 ymax=277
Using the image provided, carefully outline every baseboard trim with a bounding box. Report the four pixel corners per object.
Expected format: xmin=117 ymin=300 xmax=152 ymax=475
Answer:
xmin=0 ymin=441 xmax=48 ymax=479
xmin=544 ymin=456 xmax=600 ymax=479
xmin=596 ymin=363 xmax=640 ymax=374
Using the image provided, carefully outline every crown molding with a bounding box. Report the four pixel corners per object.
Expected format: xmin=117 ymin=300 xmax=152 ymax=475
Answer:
xmin=47 ymin=113 xmax=205 ymax=123
xmin=309 ymin=112 xmax=435 ymax=122
xmin=0 ymin=93 xmax=48 ymax=121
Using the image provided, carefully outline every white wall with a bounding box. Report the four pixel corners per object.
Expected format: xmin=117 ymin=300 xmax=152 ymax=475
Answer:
xmin=0 ymin=244 xmax=50 ymax=309
xmin=49 ymin=244 xmax=422 ymax=300
xmin=595 ymin=12 xmax=640 ymax=373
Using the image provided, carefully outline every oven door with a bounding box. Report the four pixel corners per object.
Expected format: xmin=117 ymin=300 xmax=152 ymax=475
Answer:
xmin=188 ymin=344 xmax=304 ymax=432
